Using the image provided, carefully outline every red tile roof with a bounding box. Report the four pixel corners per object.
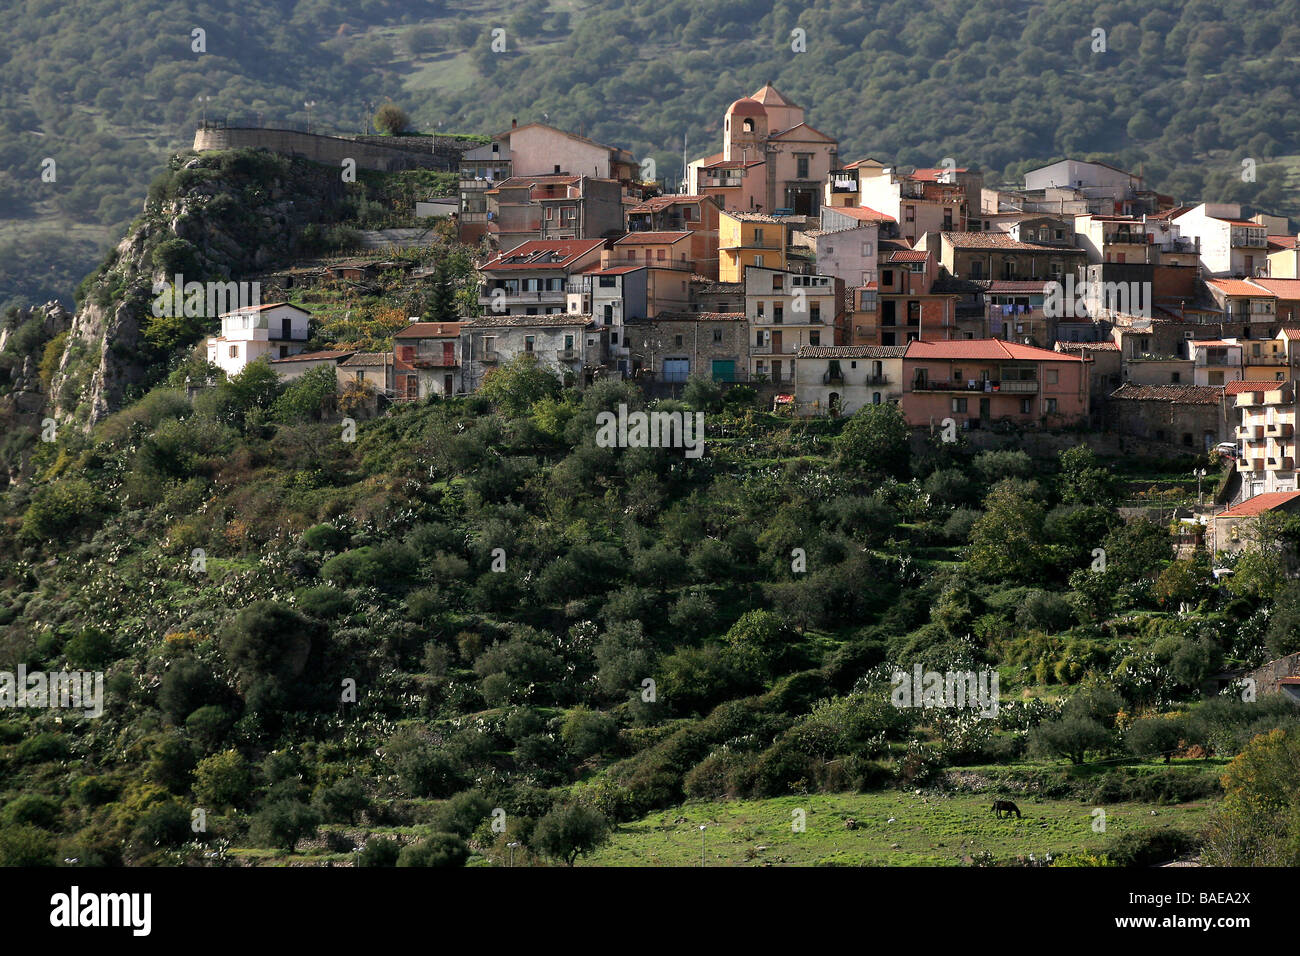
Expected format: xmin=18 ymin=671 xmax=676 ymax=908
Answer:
xmin=830 ymin=206 xmax=897 ymax=223
xmin=218 ymin=302 xmax=310 ymax=317
xmin=941 ymin=231 xmax=1084 ymax=252
xmin=270 ymin=349 xmax=354 ymax=363
xmin=1207 ymin=278 xmax=1275 ymax=297
xmin=1218 ymin=490 xmax=1300 ymax=518
xmin=481 ymin=239 xmax=605 ymax=271
xmin=1247 ymin=278 xmax=1300 ymax=299
xmin=903 ymin=339 xmax=1083 ymax=362
xmin=613 ymin=231 xmax=692 ymax=245
xmin=394 ymin=322 xmax=463 ymax=338
xmin=887 ymin=250 xmax=929 ymax=262
xmin=1224 ymin=380 xmax=1286 ymax=394
xmin=908 ymin=167 xmax=968 ymax=181
xmin=627 ymin=195 xmax=711 ymax=213
xmin=1108 ymin=383 xmax=1223 ymax=404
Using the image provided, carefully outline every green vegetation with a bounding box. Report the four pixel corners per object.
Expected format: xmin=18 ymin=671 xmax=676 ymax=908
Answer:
xmin=2 ymin=344 xmax=1295 ymax=866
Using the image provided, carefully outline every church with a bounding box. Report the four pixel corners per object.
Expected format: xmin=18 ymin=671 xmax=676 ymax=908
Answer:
xmin=686 ymin=83 xmax=839 ymax=217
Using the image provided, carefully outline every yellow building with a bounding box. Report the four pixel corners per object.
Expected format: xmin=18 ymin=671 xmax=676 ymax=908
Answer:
xmin=718 ymin=210 xmax=788 ymax=281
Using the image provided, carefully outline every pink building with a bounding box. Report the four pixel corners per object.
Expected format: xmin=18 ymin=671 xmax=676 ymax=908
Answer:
xmin=900 ymin=339 xmax=1089 ymax=429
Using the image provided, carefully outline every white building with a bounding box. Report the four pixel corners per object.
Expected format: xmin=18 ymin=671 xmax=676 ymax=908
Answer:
xmin=794 ymin=345 xmax=905 ymax=416
xmin=206 ymin=303 xmax=312 ymax=378
xmin=1232 ymin=380 xmax=1298 ymax=499
xmin=1172 ymin=203 xmax=1269 ymax=277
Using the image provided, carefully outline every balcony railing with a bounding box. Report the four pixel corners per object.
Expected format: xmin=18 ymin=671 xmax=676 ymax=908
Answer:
xmin=1266 ymin=422 xmax=1295 ymax=438
xmin=481 ymin=350 xmax=500 ymax=363
xmin=823 ymin=372 xmax=844 ymax=385
xmin=911 ymin=379 xmax=1038 ymax=393
xmin=412 ymin=356 xmax=458 ymax=368
xmin=478 ymin=289 xmax=567 ymax=305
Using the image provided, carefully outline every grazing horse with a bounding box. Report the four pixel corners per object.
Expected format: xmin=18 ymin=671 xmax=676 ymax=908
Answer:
xmin=992 ymin=800 xmax=1022 ymax=819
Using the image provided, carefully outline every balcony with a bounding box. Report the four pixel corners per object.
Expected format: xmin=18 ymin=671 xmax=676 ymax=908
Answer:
xmin=481 ymin=350 xmax=500 ymax=363
xmin=1238 ymin=457 xmax=1266 ymax=472
xmin=823 ymin=371 xmax=845 ymax=386
xmin=753 ymin=344 xmax=800 ymax=356
xmin=1267 ymin=457 xmax=1296 ymax=471
xmin=1267 ymin=422 xmax=1295 ymax=438
xmin=1235 ymin=390 xmax=1266 ymax=407
xmin=558 ymin=349 xmax=579 ymax=361
xmin=1236 ymin=424 xmax=1266 ymax=441
xmin=412 ymin=356 xmax=458 ymax=369
xmin=478 ymin=289 xmax=568 ymax=307
xmin=1247 ymin=354 xmax=1289 ymax=366
xmin=911 ymin=379 xmax=1037 ymax=394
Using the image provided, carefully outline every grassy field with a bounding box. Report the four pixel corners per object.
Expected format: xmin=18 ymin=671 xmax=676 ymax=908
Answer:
xmin=580 ymin=790 xmax=1214 ymax=867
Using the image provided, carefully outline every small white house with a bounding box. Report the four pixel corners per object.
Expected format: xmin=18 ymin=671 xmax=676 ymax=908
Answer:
xmin=206 ymin=303 xmax=312 ymax=378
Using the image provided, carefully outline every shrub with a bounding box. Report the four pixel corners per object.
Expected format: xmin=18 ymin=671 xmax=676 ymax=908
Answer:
xmin=1105 ymin=827 xmax=1199 ymax=867
xmin=358 ymin=837 xmax=401 ymax=866
xmin=397 ymin=833 xmax=470 ymax=867
xmin=250 ymin=799 xmax=320 ymax=853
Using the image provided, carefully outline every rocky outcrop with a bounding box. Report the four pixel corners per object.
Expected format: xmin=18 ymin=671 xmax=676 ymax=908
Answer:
xmin=0 ymin=301 xmax=72 ymax=485
xmin=47 ymin=148 xmax=350 ymax=429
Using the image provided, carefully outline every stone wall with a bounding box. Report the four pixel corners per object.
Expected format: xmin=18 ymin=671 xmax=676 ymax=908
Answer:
xmin=193 ymin=127 xmax=465 ymax=173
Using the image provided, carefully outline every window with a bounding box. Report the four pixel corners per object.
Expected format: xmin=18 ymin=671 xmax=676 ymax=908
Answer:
xmin=873 ymin=392 xmax=882 ymax=404
xmin=810 ymin=331 xmax=820 ymax=346
xmin=674 ymin=334 xmax=684 ymax=347
xmin=1046 ymin=369 xmax=1059 ymax=385
xmin=524 ymin=336 xmax=535 ymax=352
xmin=712 ymin=329 xmax=723 ymax=343
xmin=881 ymin=269 xmax=894 ymax=287
xmin=1046 ymin=398 xmax=1057 ymax=414
xmin=952 ymin=398 xmax=968 ymax=413
xmin=1171 ymin=372 xmax=1181 ymax=383
xmin=862 ymin=242 xmax=873 ymax=256
xmin=772 ymin=272 xmax=783 ymax=290
xmin=754 ymin=255 xmax=764 ymax=267
xmin=1020 ymin=398 xmax=1032 ymax=414
xmin=774 ymin=305 xmax=784 ymax=324
xmin=796 ymin=154 xmax=810 ymax=179
xmin=229 ymin=345 xmax=239 ymax=358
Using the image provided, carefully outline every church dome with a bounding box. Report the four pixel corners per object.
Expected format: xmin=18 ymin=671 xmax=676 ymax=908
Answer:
xmin=727 ymin=97 xmax=766 ymax=119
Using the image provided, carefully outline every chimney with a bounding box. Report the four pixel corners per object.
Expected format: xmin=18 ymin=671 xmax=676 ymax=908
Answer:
xmin=511 ymin=118 xmax=517 ymax=129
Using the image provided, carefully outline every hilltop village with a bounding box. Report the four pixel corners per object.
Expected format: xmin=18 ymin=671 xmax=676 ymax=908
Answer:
xmin=197 ymin=86 xmax=1300 ymax=545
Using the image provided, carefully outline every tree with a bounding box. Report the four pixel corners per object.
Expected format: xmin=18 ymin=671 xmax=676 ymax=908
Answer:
xmin=1203 ymin=728 xmax=1300 ymax=866
xmin=966 ymin=484 xmax=1048 ymax=583
xmin=1266 ymin=581 xmax=1300 ymax=658
xmin=477 ymin=354 xmax=561 ymax=414
xmin=193 ymin=749 xmax=252 ymax=810
xmin=722 ymin=609 xmax=794 ymax=679
xmin=531 ymin=804 xmax=611 ymax=865
xmin=250 ymin=799 xmax=320 ymax=853
xmin=1030 ymin=716 xmax=1112 ymax=765
xmin=1126 ymin=716 xmax=1184 ymax=764
xmin=397 ymin=833 xmax=470 ymax=867
xmin=427 ymin=261 xmax=459 ymax=323
xmin=1102 ymin=518 xmax=1172 ymax=583
xmin=373 ymin=103 xmax=412 ymax=135
xmin=682 ymin=374 xmax=723 ymax=413
xmin=272 ymin=365 xmax=337 ymax=422
xmin=1058 ymin=445 xmax=1117 ymax=505
xmin=835 ymin=402 xmax=910 ymax=478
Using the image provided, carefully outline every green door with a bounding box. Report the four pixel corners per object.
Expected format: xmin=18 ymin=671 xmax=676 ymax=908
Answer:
xmin=711 ymin=359 xmax=736 ymax=382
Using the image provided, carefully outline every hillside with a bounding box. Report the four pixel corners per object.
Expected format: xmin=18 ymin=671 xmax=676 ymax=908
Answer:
xmin=5 ymin=0 xmax=1300 ymax=309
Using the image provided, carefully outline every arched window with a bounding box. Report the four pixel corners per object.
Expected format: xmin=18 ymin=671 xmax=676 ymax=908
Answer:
xmin=742 ymin=118 xmax=755 ymax=133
